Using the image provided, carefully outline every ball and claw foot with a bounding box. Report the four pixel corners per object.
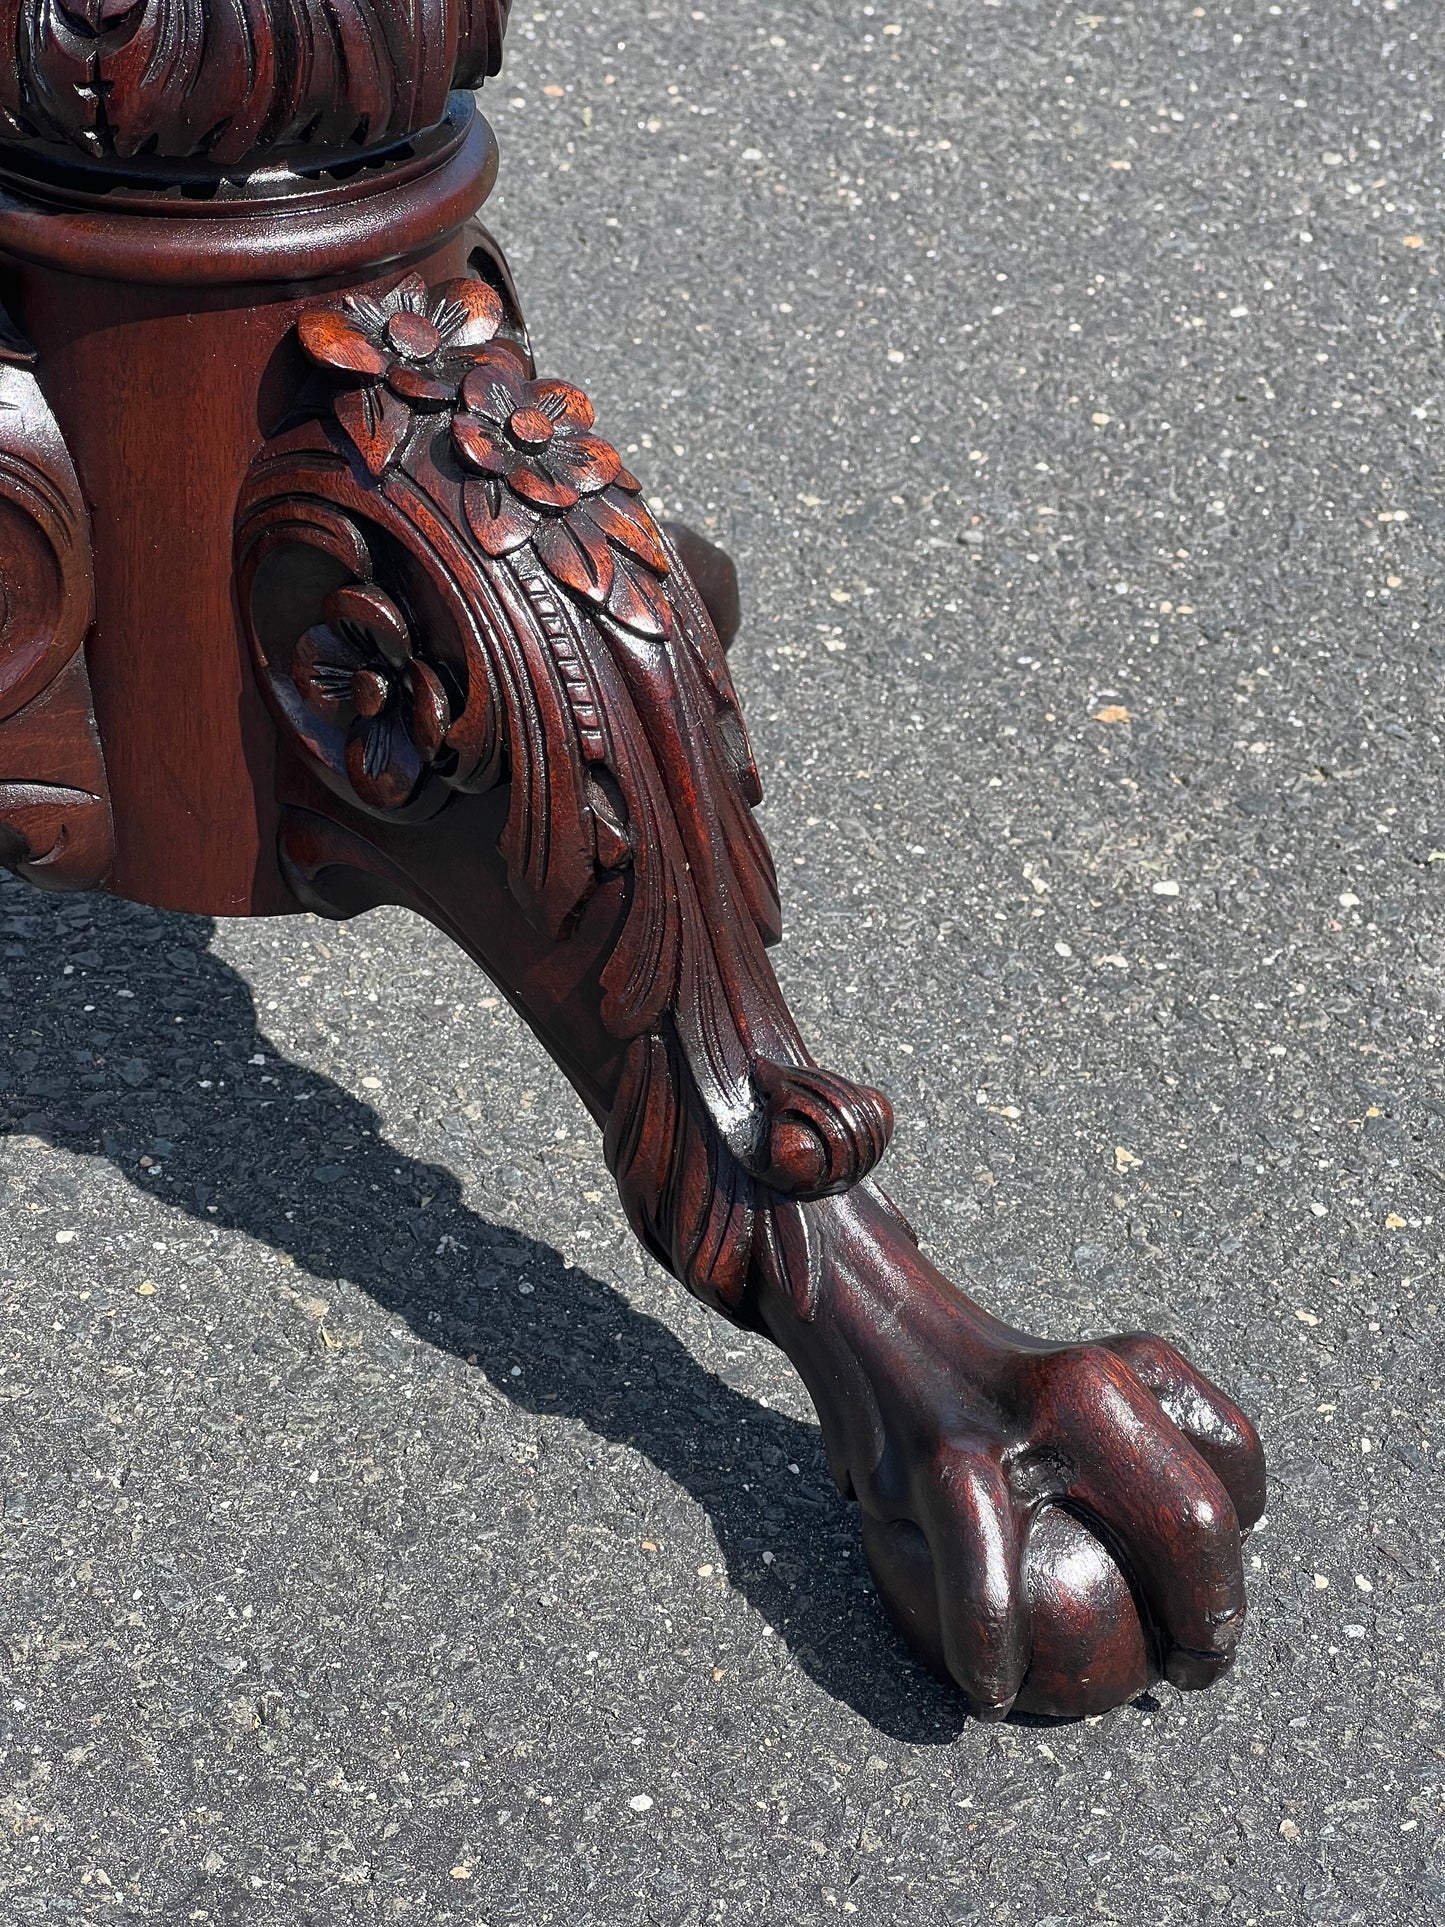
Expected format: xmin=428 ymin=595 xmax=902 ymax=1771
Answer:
xmin=752 ymin=1193 xmax=1267 ymax=1720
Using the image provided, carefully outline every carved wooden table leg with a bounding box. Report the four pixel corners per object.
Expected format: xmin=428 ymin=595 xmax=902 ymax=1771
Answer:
xmin=0 ymin=39 xmax=1265 ymax=1718
xmin=236 ymin=234 xmax=1265 ymax=1721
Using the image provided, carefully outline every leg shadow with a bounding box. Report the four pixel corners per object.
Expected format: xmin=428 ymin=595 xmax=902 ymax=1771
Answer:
xmin=0 ymin=875 xmax=965 ymax=1743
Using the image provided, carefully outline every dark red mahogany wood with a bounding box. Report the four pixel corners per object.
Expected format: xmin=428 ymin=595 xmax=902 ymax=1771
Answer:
xmin=0 ymin=101 xmax=496 ymax=911
xmin=0 ymin=6 xmax=1266 ymax=1721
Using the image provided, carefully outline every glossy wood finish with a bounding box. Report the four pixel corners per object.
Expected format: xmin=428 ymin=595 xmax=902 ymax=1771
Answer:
xmin=0 ymin=6 xmax=1267 ymax=1720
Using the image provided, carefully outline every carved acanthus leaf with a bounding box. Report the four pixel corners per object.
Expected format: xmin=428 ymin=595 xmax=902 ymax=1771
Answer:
xmin=0 ymin=0 xmax=510 ymax=165
xmin=238 ymin=263 xmax=893 ymax=1319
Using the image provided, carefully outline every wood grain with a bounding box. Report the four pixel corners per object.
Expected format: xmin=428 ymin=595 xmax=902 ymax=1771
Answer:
xmin=0 ymin=102 xmax=497 ymax=911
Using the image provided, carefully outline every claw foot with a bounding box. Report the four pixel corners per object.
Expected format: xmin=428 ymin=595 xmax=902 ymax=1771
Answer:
xmin=755 ymin=1193 xmax=1266 ymax=1719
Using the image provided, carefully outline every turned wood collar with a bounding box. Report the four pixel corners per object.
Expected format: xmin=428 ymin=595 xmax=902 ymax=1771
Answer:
xmin=0 ymin=93 xmax=498 ymax=286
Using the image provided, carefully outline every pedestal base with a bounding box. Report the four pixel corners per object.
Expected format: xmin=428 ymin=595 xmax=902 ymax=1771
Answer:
xmin=0 ymin=94 xmax=1265 ymax=1720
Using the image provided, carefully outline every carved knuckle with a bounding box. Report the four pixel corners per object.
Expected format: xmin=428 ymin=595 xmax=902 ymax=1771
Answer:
xmin=1172 ymin=1488 xmax=1233 ymax=1544
xmin=927 ymin=1438 xmax=972 ymax=1492
xmin=927 ymin=1442 xmax=1010 ymax=1532
xmin=753 ymin=1061 xmax=893 ymax=1200
xmin=1054 ymin=1341 xmax=1130 ymax=1403
xmin=1120 ymin=1332 xmax=1190 ymax=1383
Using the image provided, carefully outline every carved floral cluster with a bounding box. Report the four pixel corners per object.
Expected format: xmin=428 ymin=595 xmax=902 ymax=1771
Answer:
xmin=451 ymin=359 xmax=674 ymax=641
xmin=298 ymin=272 xmax=512 ymax=478
xmin=293 ymin=581 xmax=455 ymax=812
xmin=296 ymin=269 xmax=679 ymax=808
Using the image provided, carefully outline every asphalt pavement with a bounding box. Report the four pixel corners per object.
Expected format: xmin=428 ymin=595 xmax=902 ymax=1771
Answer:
xmin=1 ymin=2 xmax=1442 ymax=1921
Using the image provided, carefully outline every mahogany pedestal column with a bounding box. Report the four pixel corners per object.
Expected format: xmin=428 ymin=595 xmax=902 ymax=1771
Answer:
xmin=0 ymin=6 xmax=1264 ymax=1721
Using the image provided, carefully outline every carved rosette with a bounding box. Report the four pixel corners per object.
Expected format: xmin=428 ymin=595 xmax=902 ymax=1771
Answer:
xmin=0 ymin=0 xmax=510 ymax=166
xmin=0 ymin=308 xmax=113 ymax=892
xmin=237 ymin=259 xmax=895 ymax=1320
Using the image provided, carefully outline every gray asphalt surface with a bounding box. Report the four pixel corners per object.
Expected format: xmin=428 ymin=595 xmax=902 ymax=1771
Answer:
xmin=3 ymin=2 xmax=1443 ymax=1921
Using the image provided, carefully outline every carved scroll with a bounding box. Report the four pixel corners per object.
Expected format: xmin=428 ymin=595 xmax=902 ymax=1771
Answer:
xmin=0 ymin=0 xmax=510 ymax=165
xmin=0 ymin=309 xmax=112 ymax=892
xmin=235 ymin=260 xmax=893 ymax=1319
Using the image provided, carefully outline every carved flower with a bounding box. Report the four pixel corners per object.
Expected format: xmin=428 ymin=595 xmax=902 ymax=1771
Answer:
xmin=298 ymin=273 xmax=510 ymax=478
xmin=292 ymin=583 xmax=455 ymax=811
xmin=451 ymin=353 xmax=674 ymax=639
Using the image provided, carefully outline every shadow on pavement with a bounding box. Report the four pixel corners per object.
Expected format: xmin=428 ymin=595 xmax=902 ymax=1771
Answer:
xmin=0 ymin=877 xmax=968 ymax=1745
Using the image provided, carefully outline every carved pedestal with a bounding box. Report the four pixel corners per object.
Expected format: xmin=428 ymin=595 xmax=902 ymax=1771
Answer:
xmin=0 ymin=3 xmax=1264 ymax=1719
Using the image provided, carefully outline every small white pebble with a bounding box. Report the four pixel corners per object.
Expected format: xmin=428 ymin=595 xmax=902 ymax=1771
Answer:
xmin=1054 ymin=941 xmax=1073 ymax=958
xmin=1313 ymin=1574 xmax=1329 ymax=1590
xmin=1355 ymin=1575 xmax=1373 ymax=1594
xmin=1344 ymin=1624 xmax=1367 ymax=1639
xmin=629 ymin=1794 xmax=654 ymax=1813
xmin=1338 ymin=891 xmax=1360 ymax=908
xmin=1152 ymin=879 xmax=1180 ymax=897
